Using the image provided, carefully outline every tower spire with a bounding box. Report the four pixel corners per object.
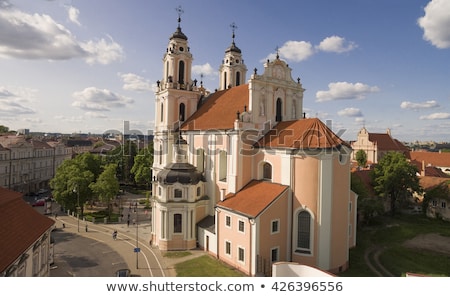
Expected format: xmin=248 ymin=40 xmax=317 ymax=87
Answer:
xmin=230 ymin=22 xmax=238 ymax=44
xmin=175 ymin=5 xmax=184 ymax=28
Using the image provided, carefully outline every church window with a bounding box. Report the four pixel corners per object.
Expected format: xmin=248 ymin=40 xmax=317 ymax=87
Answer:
xmin=178 ymin=61 xmax=185 ymax=84
xmin=196 ymin=149 xmax=205 ymax=173
xmin=219 ymin=151 xmax=227 ymax=182
xmin=174 ymin=214 xmax=182 ymax=233
xmin=238 ymin=220 xmax=245 ymax=233
xmin=225 ymin=241 xmax=231 ymax=255
xmin=238 ymin=247 xmax=245 ymax=262
xmin=296 ymin=211 xmax=312 ymax=254
xmin=271 ymin=247 xmax=279 ymax=263
xmin=223 ymin=72 xmax=227 ymax=90
xmin=236 ymin=71 xmax=241 ymax=86
xmin=271 ymin=219 xmax=280 ymax=234
xmin=196 ymin=186 xmax=201 ymax=197
xmin=225 ymin=215 xmax=231 ymax=227
xmin=174 ymin=189 xmax=182 ymax=199
xmin=160 ymin=103 xmax=164 ymax=122
xmin=262 ymin=162 xmax=272 ymax=180
xmin=276 ymin=98 xmax=282 ymax=122
xmin=179 ymin=103 xmax=186 ymax=122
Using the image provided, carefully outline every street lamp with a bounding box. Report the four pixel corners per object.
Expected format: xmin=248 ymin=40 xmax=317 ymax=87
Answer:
xmin=73 ymin=186 xmax=80 ymax=232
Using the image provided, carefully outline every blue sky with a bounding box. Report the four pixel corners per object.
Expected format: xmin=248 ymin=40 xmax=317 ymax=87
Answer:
xmin=0 ymin=0 xmax=449 ymax=142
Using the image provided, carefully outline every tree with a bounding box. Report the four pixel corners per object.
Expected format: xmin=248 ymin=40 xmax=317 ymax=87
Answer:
xmin=0 ymin=125 xmax=9 ymax=133
xmin=355 ymin=149 xmax=368 ymax=168
xmin=89 ymin=163 xmax=120 ymax=219
xmin=371 ymin=152 xmax=422 ymax=215
xmin=131 ymin=144 xmax=153 ymax=189
xmin=351 ymin=172 xmax=384 ymax=224
xmin=50 ymin=159 xmax=94 ymax=215
xmin=107 ymin=140 xmax=138 ymax=183
xmin=422 ymin=182 xmax=450 ymax=216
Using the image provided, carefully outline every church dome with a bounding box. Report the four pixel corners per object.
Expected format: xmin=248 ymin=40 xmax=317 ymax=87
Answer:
xmin=225 ymin=41 xmax=241 ymax=53
xmin=170 ymin=26 xmax=187 ymax=41
xmin=157 ymin=162 xmax=204 ymax=185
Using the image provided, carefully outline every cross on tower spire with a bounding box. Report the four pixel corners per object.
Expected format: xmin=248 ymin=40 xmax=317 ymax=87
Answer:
xmin=275 ymin=45 xmax=280 ymax=59
xmin=230 ymin=22 xmax=238 ymax=42
xmin=175 ymin=5 xmax=184 ymax=27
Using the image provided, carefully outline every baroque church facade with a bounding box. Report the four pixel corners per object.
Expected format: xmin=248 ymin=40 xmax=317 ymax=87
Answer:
xmin=151 ymin=14 xmax=357 ymax=276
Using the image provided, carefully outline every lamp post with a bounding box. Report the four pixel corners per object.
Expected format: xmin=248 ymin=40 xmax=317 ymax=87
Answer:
xmin=73 ymin=186 xmax=80 ymax=232
xmin=135 ymin=205 xmax=139 ymax=269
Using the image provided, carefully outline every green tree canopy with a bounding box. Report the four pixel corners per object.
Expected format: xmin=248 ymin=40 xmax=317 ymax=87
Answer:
xmin=371 ymin=152 xmax=422 ymax=215
xmin=49 ymin=159 xmax=94 ymax=214
xmin=131 ymin=144 xmax=153 ymax=188
xmin=355 ymin=149 xmax=368 ymax=168
xmin=89 ymin=163 xmax=120 ymax=218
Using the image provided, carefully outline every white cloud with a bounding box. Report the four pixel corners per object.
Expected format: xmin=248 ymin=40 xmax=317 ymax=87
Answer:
xmin=418 ymin=0 xmax=450 ymax=49
xmin=120 ymin=73 xmax=152 ymax=92
xmin=316 ymin=82 xmax=380 ymax=102
xmin=0 ymin=4 xmax=123 ymax=64
xmin=67 ymin=6 xmax=81 ymax=26
xmin=337 ymin=107 xmax=363 ymax=117
xmin=316 ymin=36 xmax=357 ymax=53
xmin=0 ymin=86 xmax=35 ymax=115
xmin=72 ymin=87 xmax=133 ymax=111
xmin=400 ymin=100 xmax=440 ymax=110
xmin=82 ymin=37 xmax=124 ymax=65
xmin=85 ymin=111 xmax=108 ymax=118
xmin=419 ymin=112 xmax=450 ymax=120
xmin=192 ymin=63 xmax=216 ymax=77
xmin=263 ymin=41 xmax=315 ymax=63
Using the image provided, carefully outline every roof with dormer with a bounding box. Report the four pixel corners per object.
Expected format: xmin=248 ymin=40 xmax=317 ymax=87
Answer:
xmin=0 ymin=187 xmax=54 ymax=273
xmin=180 ymin=84 xmax=249 ymax=131
xmin=256 ymin=118 xmax=350 ymax=150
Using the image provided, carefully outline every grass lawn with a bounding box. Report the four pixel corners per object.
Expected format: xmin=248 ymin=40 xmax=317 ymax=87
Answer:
xmin=175 ymin=255 xmax=245 ymax=277
xmin=339 ymin=214 xmax=450 ymax=277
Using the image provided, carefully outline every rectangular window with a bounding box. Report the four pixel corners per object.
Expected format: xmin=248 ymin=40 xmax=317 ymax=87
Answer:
xmin=271 ymin=219 xmax=279 ymax=234
xmin=174 ymin=214 xmax=182 ymax=233
xmin=225 ymin=241 xmax=231 ymax=255
xmin=225 ymin=215 xmax=231 ymax=227
xmin=441 ymin=201 xmax=447 ymax=209
xmin=238 ymin=220 xmax=245 ymax=233
xmin=238 ymin=247 xmax=245 ymax=262
xmin=271 ymin=247 xmax=279 ymax=262
xmin=174 ymin=189 xmax=182 ymax=199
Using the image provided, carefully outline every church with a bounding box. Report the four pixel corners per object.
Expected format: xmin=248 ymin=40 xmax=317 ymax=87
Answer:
xmin=150 ymin=12 xmax=357 ymax=276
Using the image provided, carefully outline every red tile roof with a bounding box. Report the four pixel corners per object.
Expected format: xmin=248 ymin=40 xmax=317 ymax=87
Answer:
xmin=217 ymin=180 xmax=288 ymax=218
xmin=368 ymin=133 xmax=409 ymax=152
xmin=181 ymin=84 xmax=249 ymax=131
xmin=408 ymin=151 xmax=450 ymax=168
xmin=256 ymin=118 xmax=350 ymax=149
xmin=0 ymin=187 xmax=55 ymax=272
xmin=419 ymin=176 xmax=450 ymax=190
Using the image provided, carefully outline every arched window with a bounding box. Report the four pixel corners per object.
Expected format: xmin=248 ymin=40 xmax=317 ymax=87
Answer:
xmin=196 ymin=148 xmax=205 ymax=173
xmin=276 ymin=98 xmax=282 ymax=122
xmin=159 ymin=144 xmax=163 ymax=164
xmin=296 ymin=211 xmax=312 ymax=254
xmin=223 ymin=72 xmax=227 ymax=90
xmin=179 ymin=103 xmax=186 ymax=122
xmin=263 ymin=162 xmax=272 ymax=180
xmin=174 ymin=214 xmax=182 ymax=233
xmin=160 ymin=102 xmax=164 ymax=122
xmin=178 ymin=61 xmax=185 ymax=84
xmin=236 ymin=71 xmax=241 ymax=86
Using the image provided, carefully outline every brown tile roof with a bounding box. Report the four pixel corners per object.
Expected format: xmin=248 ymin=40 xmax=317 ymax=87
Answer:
xmin=408 ymin=151 xmax=450 ymax=168
xmin=217 ymin=180 xmax=288 ymax=218
xmin=368 ymin=133 xmax=409 ymax=151
xmin=256 ymin=118 xmax=350 ymax=149
xmin=181 ymin=84 xmax=249 ymax=131
xmin=419 ymin=176 xmax=450 ymax=190
xmin=0 ymin=187 xmax=55 ymax=272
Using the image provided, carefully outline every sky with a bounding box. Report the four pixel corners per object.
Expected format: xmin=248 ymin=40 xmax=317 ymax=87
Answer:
xmin=0 ymin=0 xmax=449 ymax=142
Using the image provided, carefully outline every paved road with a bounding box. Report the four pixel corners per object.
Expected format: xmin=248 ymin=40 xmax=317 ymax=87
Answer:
xmin=50 ymin=211 xmax=170 ymax=277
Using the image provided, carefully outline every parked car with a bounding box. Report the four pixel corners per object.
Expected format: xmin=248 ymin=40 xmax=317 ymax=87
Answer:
xmin=32 ymin=199 xmax=45 ymax=207
xmin=115 ymin=269 xmax=131 ymax=277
